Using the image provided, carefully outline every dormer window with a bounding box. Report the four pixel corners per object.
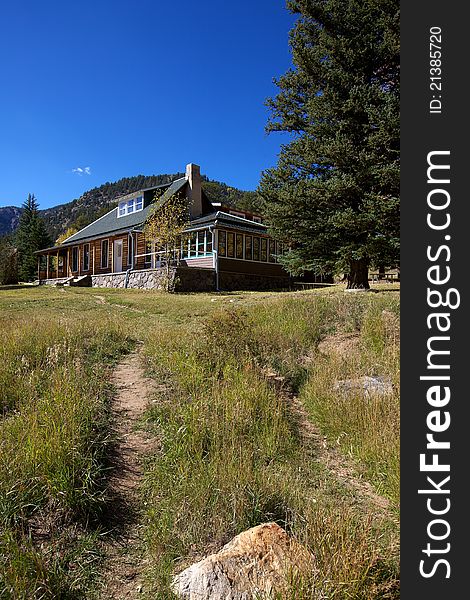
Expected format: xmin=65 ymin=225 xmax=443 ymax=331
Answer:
xmin=118 ymin=195 xmax=143 ymax=217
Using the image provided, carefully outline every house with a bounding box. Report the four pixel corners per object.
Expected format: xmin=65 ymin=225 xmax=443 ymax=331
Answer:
xmin=36 ymin=164 xmax=292 ymax=291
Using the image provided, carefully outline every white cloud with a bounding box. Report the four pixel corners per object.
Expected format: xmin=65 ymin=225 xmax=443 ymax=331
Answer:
xmin=72 ymin=166 xmax=91 ymax=175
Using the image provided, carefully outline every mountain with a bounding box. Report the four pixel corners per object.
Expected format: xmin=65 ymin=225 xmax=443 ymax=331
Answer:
xmin=40 ymin=173 xmax=185 ymax=241
xmin=0 ymin=174 xmax=260 ymax=242
xmin=202 ymin=181 xmax=260 ymax=215
xmin=0 ymin=206 xmax=22 ymax=237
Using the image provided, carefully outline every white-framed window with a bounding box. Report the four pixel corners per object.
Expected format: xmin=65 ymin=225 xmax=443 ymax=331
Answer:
xmin=83 ymin=244 xmax=90 ymax=271
xmin=118 ymin=195 xmax=143 ymax=218
xmin=101 ymin=239 xmax=109 ymax=268
xmin=189 ymin=232 xmax=197 ymax=257
xmin=197 ymin=231 xmax=205 ymax=255
xmin=179 ymin=229 xmax=213 ymax=259
xmin=252 ymin=216 xmax=262 ymax=223
xmin=229 ymin=210 xmax=246 ymax=219
xmin=72 ymin=246 xmax=79 ymax=272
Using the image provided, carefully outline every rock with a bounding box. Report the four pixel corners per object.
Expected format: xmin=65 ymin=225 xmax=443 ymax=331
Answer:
xmin=171 ymin=522 xmax=315 ymax=599
xmin=334 ymin=375 xmax=394 ymax=397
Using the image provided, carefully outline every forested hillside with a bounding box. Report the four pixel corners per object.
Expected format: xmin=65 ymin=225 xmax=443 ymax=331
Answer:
xmin=0 ymin=175 xmax=259 ymax=242
xmin=0 ymin=206 xmax=22 ymax=237
xmin=202 ymin=181 xmax=259 ymax=213
xmin=40 ymin=173 xmax=185 ymax=240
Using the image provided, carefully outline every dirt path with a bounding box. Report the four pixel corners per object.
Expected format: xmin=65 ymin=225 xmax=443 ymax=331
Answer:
xmin=288 ymin=393 xmax=392 ymax=515
xmin=263 ymin=369 xmax=393 ymax=519
xmin=93 ymin=294 xmax=144 ymax=313
xmin=100 ymin=347 xmax=156 ymax=599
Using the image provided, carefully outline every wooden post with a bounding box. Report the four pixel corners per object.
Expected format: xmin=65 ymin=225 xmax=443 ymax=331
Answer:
xmin=213 ymin=230 xmax=217 ymax=268
xmin=46 ymin=254 xmax=50 ymax=279
xmin=56 ymin=251 xmax=59 ymax=279
xmin=111 ymin=239 xmax=114 ymax=273
xmin=92 ymin=244 xmax=95 ymax=275
xmin=78 ymin=246 xmax=81 ymax=276
xmin=37 ymin=256 xmax=40 ymax=282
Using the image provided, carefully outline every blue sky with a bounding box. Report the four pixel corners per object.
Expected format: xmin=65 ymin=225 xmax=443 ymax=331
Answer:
xmin=0 ymin=1 xmax=295 ymax=209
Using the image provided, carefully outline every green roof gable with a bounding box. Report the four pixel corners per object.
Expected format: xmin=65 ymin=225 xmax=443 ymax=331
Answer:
xmin=62 ymin=178 xmax=187 ymax=245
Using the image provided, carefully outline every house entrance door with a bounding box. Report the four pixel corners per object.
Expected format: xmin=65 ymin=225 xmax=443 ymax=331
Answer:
xmin=113 ymin=239 xmax=123 ymax=272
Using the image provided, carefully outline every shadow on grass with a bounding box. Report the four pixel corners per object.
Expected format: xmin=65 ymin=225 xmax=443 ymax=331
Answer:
xmin=369 ymin=288 xmax=400 ymax=294
xmin=0 ymin=284 xmax=38 ymax=291
xmin=97 ymin=435 xmax=141 ymax=537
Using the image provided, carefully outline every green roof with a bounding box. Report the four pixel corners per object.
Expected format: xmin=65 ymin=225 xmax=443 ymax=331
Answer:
xmin=37 ymin=179 xmax=267 ymax=253
xmin=61 ymin=178 xmax=187 ymax=245
xmin=188 ymin=211 xmax=268 ymax=234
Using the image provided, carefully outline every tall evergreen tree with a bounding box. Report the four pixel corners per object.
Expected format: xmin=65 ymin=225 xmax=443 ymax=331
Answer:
xmin=259 ymin=0 xmax=399 ymax=288
xmin=15 ymin=194 xmax=51 ymax=281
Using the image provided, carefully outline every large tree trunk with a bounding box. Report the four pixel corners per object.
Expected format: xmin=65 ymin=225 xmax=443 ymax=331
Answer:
xmin=347 ymin=258 xmax=370 ymax=289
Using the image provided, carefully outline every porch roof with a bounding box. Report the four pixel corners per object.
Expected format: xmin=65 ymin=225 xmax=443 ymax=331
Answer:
xmin=35 ymin=245 xmax=70 ymax=254
xmin=188 ymin=211 xmax=268 ymax=234
xmin=34 ymin=224 xmax=145 ymax=254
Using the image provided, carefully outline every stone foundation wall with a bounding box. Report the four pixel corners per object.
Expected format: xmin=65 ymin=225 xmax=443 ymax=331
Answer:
xmin=40 ymin=277 xmax=71 ymax=286
xmin=88 ymin=267 xmax=290 ymax=292
xmin=92 ymin=268 xmax=174 ymax=290
xmin=91 ymin=267 xmax=216 ymax=291
xmin=218 ymin=271 xmax=291 ymax=291
xmin=92 ymin=273 xmax=126 ymax=288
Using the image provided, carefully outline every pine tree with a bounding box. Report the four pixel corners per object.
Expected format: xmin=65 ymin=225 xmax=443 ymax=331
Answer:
xmin=0 ymin=236 xmax=18 ymax=285
xmin=15 ymin=194 xmax=52 ymax=282
xmin=259 ymin=0 xmax=399 ymax=288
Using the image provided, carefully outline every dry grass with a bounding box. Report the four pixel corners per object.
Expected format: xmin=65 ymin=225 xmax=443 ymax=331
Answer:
xmin=0 ymin=293 xmax=132 ymax=599
xmin=0 ymin=285 xmax=400 ymax=599
xmin=141 ymin=291 xmax=400 ymax=598
xmin=302 ymin=301 xmax=400 ymax=504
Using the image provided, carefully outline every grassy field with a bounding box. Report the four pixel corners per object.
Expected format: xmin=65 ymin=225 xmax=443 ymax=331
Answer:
xmin=0 ymin=284 xmax=400 ymax=599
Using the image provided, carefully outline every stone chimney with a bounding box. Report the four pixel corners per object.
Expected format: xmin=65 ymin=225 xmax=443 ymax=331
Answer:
xmin=185 ymin=163 xmax=202 ymax=218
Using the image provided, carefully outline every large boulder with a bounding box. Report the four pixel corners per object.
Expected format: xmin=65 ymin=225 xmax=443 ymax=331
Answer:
xmin=171 ymin=522 xmax=315 ymax=599
xmin=334 ymin=375 xmax=394 ymax=397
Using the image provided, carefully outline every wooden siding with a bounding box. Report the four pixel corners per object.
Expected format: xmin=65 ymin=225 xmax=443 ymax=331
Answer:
xmin=135 ymin=233 xmax=147 ymax=270
xmin=218 ymin=257 xmax=289 ymax=278
xmin=64 ymin=234 xmax=132 ymax=276
xmin=93 ymin=238 xmax=110 ymax=272
xmin=179 ymin=256 xmax=214 ymax=269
